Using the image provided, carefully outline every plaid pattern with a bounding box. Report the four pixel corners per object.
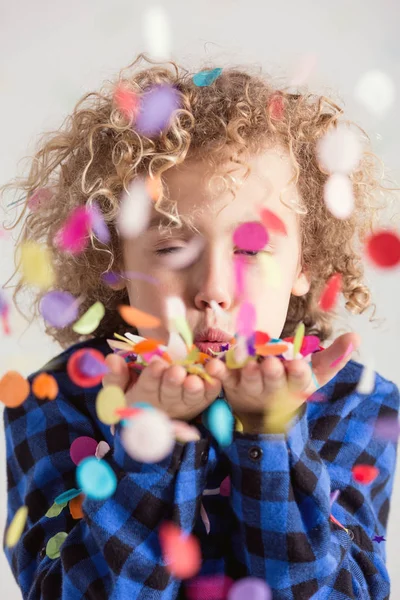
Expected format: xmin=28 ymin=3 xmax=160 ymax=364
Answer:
xmin=3 ymin=337 xmax=399 ymax=599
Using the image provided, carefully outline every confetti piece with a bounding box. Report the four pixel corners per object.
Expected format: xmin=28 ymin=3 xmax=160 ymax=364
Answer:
xmin=219 ymin=476 xmax=231 ymax=497
xmin=70 ymin=436 xmax=98 ymax=465
xmin=119 ymin=304 xmax=161 ymax=329
xmin=292 ymin=322 xmax=305 ymax=358
xmin=284 ymin=335 xmax=321 ymax=356
xmin=46 ymin=532 xmax=68 ymax=559
xmin=192 ymin=68 xmax=223 ymax=87
xmin=88 ymin=201 xmax=111 ymax=244
xmin=324 ymin=173 xmax=354 ymax=219
xmin=45 ymin=501 xmax=67 ymax=518
xmin=95 ymin=440 xmax=111 ymax=459
xmin=228 ymin=577 xmax=272 ymax=600
xmin=354 ymin=70 xmax=395 ymax=117
xmin=121 ymin=409 xmax=174 ymax=463
xmin=76 ymin=457 xmax=117 ymax=500
xmin=54 ymin=488 xmax=82 ymax=505
xmin=236 ymin=302 xmax=256 ymax=338
xmin=67 ymin=348 xmax=108 ymax=388
xmin=268 ymin=93 xmax=284 ymax=120
xmin=329 ymin=342 xmax=354 ymax=368
xmin=69 ymin=494 xmax=84 ymax=519
xmin=318 ymin=273 xmax=342 ymax=312
xmin=352 ymin=464 xmax=379 ymax=485
xmin=96 ymin=385 xmax=126 ymax=425
xmin=254 ymin=331 xmax=271 ymax=346
xmin=206 ymin=399 xmax=234 ymax=447
xmin=20 ymin=242 xmax=54 ymax=289
xmin=145 ymin=176 xmax=163 ymax=202
xmin=158 ymin=236 xmax=205 ymax=270
xmin=5 ymin=506 xmax=28 ymax=547
xmin=186 ymin=575 xmax=233 ymax=600
xmin=72 ymin=301 xmax=105 ymax=335
xmin=256 ymin=343 xmax=288 ymax=356
xmin=113 ymin=82 xmax=139 ymax=123
xmin=167 ymin=331 xmax=189 ymax=361
xmin=56 ymin=206 xmax=91 ymax=254
xmin=365 ymin=230 xmax=400 ymax=268
xmin=79 ymin=352 xmax=109 ymax=377
xmin=159 ymin=522 xmax=201 ymax=579
xmin=356 ymin=361 xmax=375 ymax=395
xmin=317 ymin=125 xmax=361 ymax=174
xmin=0 ymin=371 xmax=30 ymax=408
xmin=136 ymin=84 xmax=180 ymax=137
xmin=373 ymin=417 xmax=400 ymax=443
xmin=142 ymin=5 xmax=171 ymax=61
xmin=233 ymin=221 xmax=269 ymax=252
xmin=225 ymin=347 xmax=248 ymax=369
xmin=259 ymin=207 xmax=287 ymax=236
xmin=171 ymin=420 xmax=201 ymax=443
xmin=118 ymin=178 xmax=152 ymax=239
xmin=330 ymin=490 xmax=341 ymax=506
xmin=233 ymin=255 xmax=247 ymax=299
xmin=27 ymin=187 xmax=53 ymax=211
xmin=133 ymin=339 xmax=163 ymax=354
xmin=39 ymin=290 xmax=80 ymax=328
xmin=31 ymin=372 xmax=58 ymax=400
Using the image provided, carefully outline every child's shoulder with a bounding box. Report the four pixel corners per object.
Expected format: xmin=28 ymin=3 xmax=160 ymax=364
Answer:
xmin=34 ymin=337 xmax=112 ymax=379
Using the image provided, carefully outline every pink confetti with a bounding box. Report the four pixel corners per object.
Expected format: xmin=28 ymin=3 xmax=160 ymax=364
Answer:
xmin=56 ymin=207 xmax=91 ymax=254
xmin=113 ymin=83 xmax=139 ymax=123
xmin=329 ymin=342 xmax=354 ymax=369
xmin=70 ymin=436 xmax=98 ymax=465
xmin=233 ymin=221 xmax=269 ymax=252
xmin=95 ymin=441 xmax=111 ymax=459
xmin=228 ymin=577 xmax=272 ymax=600
xmin=234 ymin=256 xmax=247 ymax=300
xmin=28 ymin=187 xmax=53 ymax=211
xmin=159 ymin=522 xmax=201 ymax=579
xmin=236 ymin=302 xmax=256 ymax=338
xmin=219 ymin=476 xmax=231 ymax=497
xmin=186 ymin=575 xmax=233 ymax=600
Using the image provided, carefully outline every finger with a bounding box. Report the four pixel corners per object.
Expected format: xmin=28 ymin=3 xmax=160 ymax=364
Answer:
xmin=182 ymin=374 xmax=206 ymax=408
xmin=203 ymin=362 xmax=223 ymax=404
xmin=103 ymin=353 xmax=130 ymax=390
xmin=207 ymin=357 xmax=239 ymax=390
xmin=260 ymin=356 xmax=286 ymax=395
xmin=160 ymin=364 xmax=187 ymax=408
xmin=240 ymin=361 xmax=264 ymax=397
xmin=285 ymin=359 xmax=313 ymax=394
xmin=135 ymin=357 xmax=170 ymax=398
xmin=311 ymin=332 xmax=361 ymax=389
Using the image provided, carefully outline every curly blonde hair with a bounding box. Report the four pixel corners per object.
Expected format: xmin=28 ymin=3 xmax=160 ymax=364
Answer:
xmin=1 ymin=54 xmax=392 ymax=349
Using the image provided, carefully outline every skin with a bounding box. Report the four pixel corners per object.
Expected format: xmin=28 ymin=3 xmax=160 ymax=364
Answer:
xmin=103 ymin=147 xmax=360 ymax=432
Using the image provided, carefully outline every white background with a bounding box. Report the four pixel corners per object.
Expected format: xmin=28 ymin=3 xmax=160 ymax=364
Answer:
xmin=0 ymin=0 xmax=399 ymax=597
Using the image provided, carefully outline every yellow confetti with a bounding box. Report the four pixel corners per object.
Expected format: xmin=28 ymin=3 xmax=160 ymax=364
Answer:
xmin=72 ymin=302 xmax=105 ymax=335
xmin=225 ymin=347 xmax=249 ymax=369
xmin=293 ymin=322 xmax=305 ymax=358
xmin=96 ymin=385 xmax=127 ymax=425
xmin=20 ymin=242 xmax=54 ymax=289
xmin=260 ymin=253 xmax=281 ymax=288
xmin=5 ymin=506 xmax=28 ymax=547
xmin=186 ymin=365 xmax=213 ymax=384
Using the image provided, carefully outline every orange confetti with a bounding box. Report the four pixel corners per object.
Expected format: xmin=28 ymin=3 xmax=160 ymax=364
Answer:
xmin=133 ymin=339 xmax=163 ymax=354
xmin=255 ymin=343 xmax=288 ymax=356
xmin=32 ymin=373 xmax=59 ymax=400
xmin=159 ymin=522 xmax=201 ymax=579
xmin=145 ymin=176 xmax=163 ymax=202
xmin=0 ymin=371 xmax=30 ymax=408
xmin=118 ymin=305 xmax=161 ymax=329
xmin=69 ymin=494 xmax=84 ymax=519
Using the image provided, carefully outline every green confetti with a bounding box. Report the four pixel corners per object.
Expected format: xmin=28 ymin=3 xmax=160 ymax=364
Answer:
xmin=46 ymin=532 xmax=68 ymax=559
xmin=174 ymin=316 xmax=193 ymax=349
xmin=45 ymin=502 xmax=68 ymax=518
xmin=293 ymin=322 xmax=305 ymax=357
xmin=72 ymin=301 xmax=105 ymax=335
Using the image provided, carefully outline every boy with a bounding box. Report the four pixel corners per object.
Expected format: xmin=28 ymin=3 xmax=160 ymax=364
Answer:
xmin=2 ymin=55 xmax=399 ymax=599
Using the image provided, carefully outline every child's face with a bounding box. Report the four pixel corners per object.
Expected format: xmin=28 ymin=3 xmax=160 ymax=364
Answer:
xmin=122 ymin=147 xmax=310 ymax=347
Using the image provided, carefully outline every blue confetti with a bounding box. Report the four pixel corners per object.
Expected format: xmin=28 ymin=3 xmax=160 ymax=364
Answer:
xmin=206 ymin=399 xmax=234 ymax=447
xmin=54 ymin=488 xmax=82 ymax=505
xmin=193 ymin=68 xmax=223 ymax=87
xmin=76 ymin=457 xmax=117 ymax=500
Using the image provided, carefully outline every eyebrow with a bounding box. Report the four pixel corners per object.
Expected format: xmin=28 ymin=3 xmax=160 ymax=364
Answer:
xmin=146 ymin=215 xmax=283 ymax=237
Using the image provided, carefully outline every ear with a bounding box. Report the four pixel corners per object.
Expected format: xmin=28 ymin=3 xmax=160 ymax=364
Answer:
xmin=291 ymin=266 xmax=310 ymax=297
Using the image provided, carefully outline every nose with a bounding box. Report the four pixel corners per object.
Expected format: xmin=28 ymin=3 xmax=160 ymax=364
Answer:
xmin=193 ymin=249 xmax=232 ymax=311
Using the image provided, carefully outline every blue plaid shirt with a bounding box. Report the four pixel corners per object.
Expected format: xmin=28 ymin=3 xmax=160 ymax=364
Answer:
xmin=3 ymin=337 xmax=399 ymax=599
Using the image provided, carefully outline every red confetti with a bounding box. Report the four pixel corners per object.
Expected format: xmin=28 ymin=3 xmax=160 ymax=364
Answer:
xmin=67 ymin=349 xmax=107 ymax=388
xmin=352 ymin=464 xmax=379 ymax=485
xmin=365 ymin=230 xmax=400 ymax=268
xmin=254 ymin=331 xmax=271 ymax=346
xmin=268 ymin=93 xmax=284 ymax=120
xmin=113 ymin=83 xmax=139 ymax=123
xmin=259 ymin=207 xmax=287 ymax=236
xmin=159 ymin=522 xmax=201 ymax=579
xmin=318 ymin=273 xmax=342 ymax=312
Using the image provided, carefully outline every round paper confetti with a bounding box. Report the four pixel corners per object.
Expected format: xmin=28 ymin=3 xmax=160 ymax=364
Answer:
xmin=119 ymin=304 xmax=161 ymax=329
xmin=56 ymin=206 xmax=91 ymax=254
xmin=186 ymin=575 xmax=233 ymax=600
xmin=20 ymin=241 xmax=54 ymax=289
xmin=39 ymin=291 xmax=80 ymax=328
xmin=233 ymin=221 xmax=269 ymax=252
xmin=46 ymin=532 xmax=68 ymax=559
xmin=318 ymin=273 xmax=342 ymax=312
xmin=317 ymin=125 xmax=361 ymax=174
xmin=32 ymin=372 xmax=59 ymax=400
xmin=121 ymin=409 xmax=174 ymax=463
xmin=67 ymin=348 xmax=108 ymax=388
xmin=352 ymin=464 xmax=379 ymax=485
xmin=228 ymin=577 xmax=272 ymax=600
xmin=365 ymin=230 xmax=400 ymax=268
xmin=76 ymin=457 xmax=117 ymax=500
xmin=113 ymin=82 xmax=139 ymax=123
xmin=192 ymin=68 xmax=223 ymax=87
xmin=159 ymin=521 xmax=201 ymax=579
xmin=0 ymin=371 xmax=30 ymax=408
xmin=373 ymin=417 xmax=400 ymax=443
xmin=207 ymin=399 xmax=234 ymax=447
xmin=54 ymin=488 xmax=82 ymax=505
xmin=324 ymin=173 xmax=354 ymax=219
xmin=354 ymin=70 xmax=395 ymax=117
xmin=136 ymin=84 xmax=180 ymax=137
xmin=72 ymin=301 xmax=105 ymax=335
xmin=268 ymin=93 xmax=284 ymax=121
xmin=96 ymin=385 xmax=126 ymax=425
xmin=70 ymin=436 xmax=98 ymax=465
xmin=118 ymin=178 xmax=152 ymax=239
xmin=5 ymin=506 xmax=28 ymax=548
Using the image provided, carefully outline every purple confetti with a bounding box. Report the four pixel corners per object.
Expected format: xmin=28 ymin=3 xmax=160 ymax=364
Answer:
xmin=330 ymin=489 xmax=340 ymax=506
xmin=0 ymin=290 xmax=8 ymax=315
xmin=39 ymin=291 xmax=80 ymax=328
xmin=101 ymin=272 xmax=122 ymax=286
xmin=123 ymin=271 xmax=160 ymax=286
xmin=228 ymin=577 xmax=272 ymax=600
xmin=135 ymin=85 xmax=181 ymax=137
xmin=78 ymin=353 xmax=109 ymax=377
xmin=89 ymin=201 xmax=111 ymax=244
xmin=373 ymin=417 xmax=400 ymax=442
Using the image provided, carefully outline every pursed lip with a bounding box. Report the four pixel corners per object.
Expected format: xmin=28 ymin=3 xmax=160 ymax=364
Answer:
xmin=193 ymin=327 xmax=233 ymax=343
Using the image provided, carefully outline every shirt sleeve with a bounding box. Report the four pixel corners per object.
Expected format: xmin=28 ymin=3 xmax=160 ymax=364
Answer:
xmin=223 ymin=380 xmax=399 ymax=599
xmin=3 ymin=387 xmax=209 ymax=600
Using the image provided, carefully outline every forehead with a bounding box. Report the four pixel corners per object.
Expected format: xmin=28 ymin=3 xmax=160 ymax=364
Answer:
xmin=150 ymin=147 xmax=300 ymax=233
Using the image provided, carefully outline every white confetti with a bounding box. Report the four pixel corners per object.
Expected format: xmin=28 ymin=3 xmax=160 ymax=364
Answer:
xmin=324 ymin=173 xmax=354 ymax=220
xmin=121 ymin=409 xmax=174 ymax=463
xmin=166 ymin=331 xmax=189 ymax=361
xmin=357 ymin=360 xmax=376 ymax=395
xmin=117 ymin=178 xmax=152 ymax=239
xmin=354 ymin=70 xmax=396 ymax=118
xmin=142 ymin=5 xmax=172 ymax=61
xmin=317 ymin=125 xmax=362 ymax=174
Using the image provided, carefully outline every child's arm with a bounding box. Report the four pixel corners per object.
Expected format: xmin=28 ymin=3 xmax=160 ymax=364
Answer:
xmin=3 ymin=381 xmax=209 ymax=599
xmin=222 ymin=369 xmax=399 ymax=599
